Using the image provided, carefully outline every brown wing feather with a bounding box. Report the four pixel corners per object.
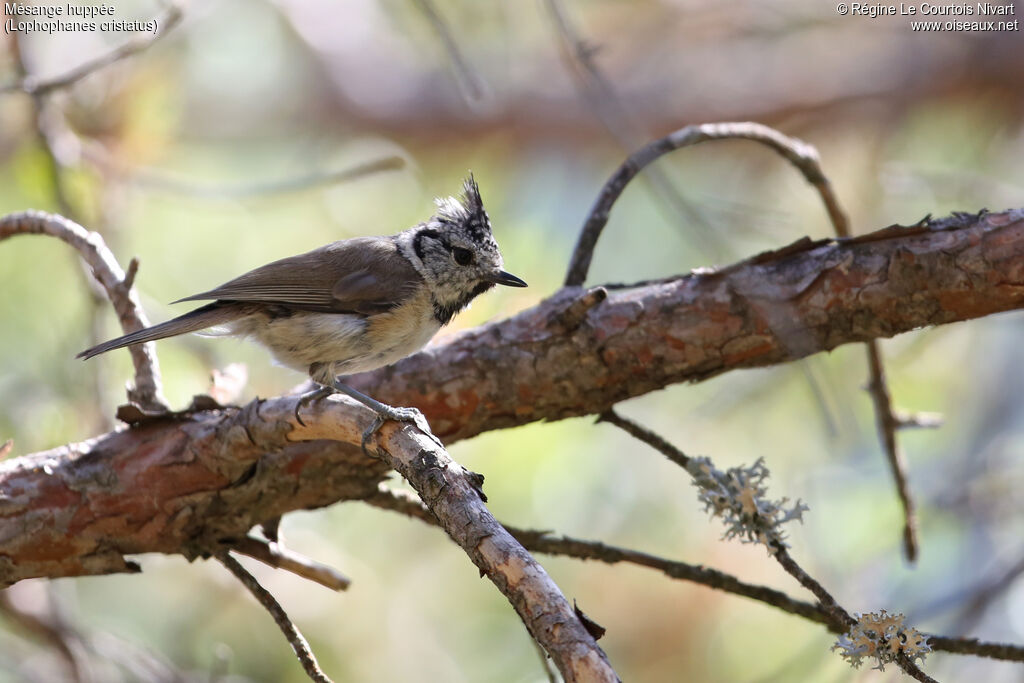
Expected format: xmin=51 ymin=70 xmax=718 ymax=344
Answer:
xmin=175 ymin=237 xmax=422 ymax=314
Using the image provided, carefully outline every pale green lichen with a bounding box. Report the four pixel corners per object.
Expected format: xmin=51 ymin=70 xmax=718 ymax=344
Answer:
xmin=832 ymin=610 xmax=931 ymax=671
xmin=685 ymin=456 xmax=807 ymax=552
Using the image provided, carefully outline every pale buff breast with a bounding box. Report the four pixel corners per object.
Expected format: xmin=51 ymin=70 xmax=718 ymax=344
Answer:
xmin=231 ymin=288 xmax=441 ymax=377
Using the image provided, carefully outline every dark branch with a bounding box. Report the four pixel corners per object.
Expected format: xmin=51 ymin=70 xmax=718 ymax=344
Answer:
xmin=865 ymin=340 xmax=919 ymax=560
xmin=597 ymin=409 xmax=690 ymax=469
xmin=217 ymin=551 xmax=333 ymax=683
xmin=365 ymin=487 xmax=1024 ymax=666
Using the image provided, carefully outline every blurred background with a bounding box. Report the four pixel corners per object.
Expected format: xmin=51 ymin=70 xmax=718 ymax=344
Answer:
xmin=1 ymin=0 xmax=1023 ymax=681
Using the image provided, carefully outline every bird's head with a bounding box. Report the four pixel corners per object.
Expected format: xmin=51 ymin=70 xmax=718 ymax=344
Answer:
xmin=409 ymin=175 xmax=527 ymax=324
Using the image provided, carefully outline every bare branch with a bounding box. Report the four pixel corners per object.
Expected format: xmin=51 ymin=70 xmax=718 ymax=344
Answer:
xmin=217 ymin=551 xmax=333 ymax=683
xmin=518 ymin=529 xmax=831 ymax=624
xmin=927 ymin=636 xmax=1024 ymax=662
xmin=564 ymin=121 xmax=846 ymax=287
xmin=364 ymin=486 xmax=829 ymax=624
xmin=865 ymin=340 xmax=919 ymax=560
xmin=0 ymin=211 xmax=167 ymax=411
xmin=1 ymin=2 xmax=184 ymax=96
xmin=366 ymin=487 xmax=1024 ymax=665
xmin=230 ymin=537 xmax=351 ymax=592
xmin=602 ymin=407 xmax=938 ymax=680
xmin=0 ymin=389 xmax=617 ymax=680
xmin=596 ymin=410 xmax=690 ymax=469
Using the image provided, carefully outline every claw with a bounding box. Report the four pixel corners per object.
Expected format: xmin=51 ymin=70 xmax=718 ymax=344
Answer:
xmin=295 ymin=386 xmax=334 ymax=426
xmin=361 ymin=415 xmax=386 ymax=457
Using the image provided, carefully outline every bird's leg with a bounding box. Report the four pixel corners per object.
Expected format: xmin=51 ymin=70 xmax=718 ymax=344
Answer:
xmin=295 ymin=364 xmax=440 ymax=453
xmin=325 ymin=380 xmax=439 ymax=455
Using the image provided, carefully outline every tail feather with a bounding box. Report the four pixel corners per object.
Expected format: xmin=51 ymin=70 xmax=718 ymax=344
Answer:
xmin=77 ymin=303 xmax=246 ymax=360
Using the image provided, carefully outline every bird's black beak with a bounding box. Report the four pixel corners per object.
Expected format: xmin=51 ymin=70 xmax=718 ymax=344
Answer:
xmin=486 ymin=269 xmax=528 ymax=288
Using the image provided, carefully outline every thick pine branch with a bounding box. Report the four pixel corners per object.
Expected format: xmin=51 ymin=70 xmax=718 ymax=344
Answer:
xmin=1 ymin=208 xmax=1022 ymax=586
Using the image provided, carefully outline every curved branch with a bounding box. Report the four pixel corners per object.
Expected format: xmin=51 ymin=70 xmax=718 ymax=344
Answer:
xmin=564 ymin=121 xmax=846 ymax=286
xmin=0 ymin=210 xmax=167 ymax=411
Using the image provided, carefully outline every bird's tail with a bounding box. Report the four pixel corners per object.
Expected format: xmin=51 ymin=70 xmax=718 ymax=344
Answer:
xmin=77 ymin=303 xmax=246 ymax=360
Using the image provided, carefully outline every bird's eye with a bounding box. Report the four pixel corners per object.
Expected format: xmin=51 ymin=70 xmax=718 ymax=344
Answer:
xmin=452 ymin=247 xmax=473 ymax=266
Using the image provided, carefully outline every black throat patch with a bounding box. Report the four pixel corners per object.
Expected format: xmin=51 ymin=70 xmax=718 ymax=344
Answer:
xmin=432 ymin=281 xmax=494 ymax=325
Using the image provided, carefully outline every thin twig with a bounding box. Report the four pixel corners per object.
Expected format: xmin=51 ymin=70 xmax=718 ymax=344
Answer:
xmin=596 ymin=410 xmax=690 ymax=468
xmin=926 ymin=636 xmax=1024 ymax=662
xmin=564 ymin=121 xmax=844 ymax=286
xmin=0 ymin=211 xmax=167 ymax=411
xmin=601 ymin=410 xmax=939 ymax=681
xmin=771 ymin=547 xmax=854 ymax=629
xmin=216 ymin=551 xmax=333 ymax=683
xmin=516 ymin=529 xmax=833 ymax=627
xmin=364 ymin=487 xmax=830 ymax=623
xmin=786 ymin=124 xmax=919 ymax=561
xmin=410 ymin=0 xmax=487 ymax=103
xmin=602 ymin=411 xmax=850 ymax=630
xmin=230 ymin=537 xmax=351 ymax=591
xmin=1 ymin=2 xmax=184 ymax=96
xmin=366 ymin=485 xmax=1024 ymax=664
xmin=865 ymin=340 xmax=919 ymax=561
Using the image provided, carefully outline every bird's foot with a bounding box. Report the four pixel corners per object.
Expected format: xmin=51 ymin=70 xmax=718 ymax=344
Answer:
xmin=361 ymin=405 xmax=441 ymax=456
xmin=295 ymin=385 xmax=335 ymax=426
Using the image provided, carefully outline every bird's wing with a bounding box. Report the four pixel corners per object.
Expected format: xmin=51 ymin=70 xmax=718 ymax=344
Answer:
xmin=175 ymin=237 xmax=423 ymax=315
